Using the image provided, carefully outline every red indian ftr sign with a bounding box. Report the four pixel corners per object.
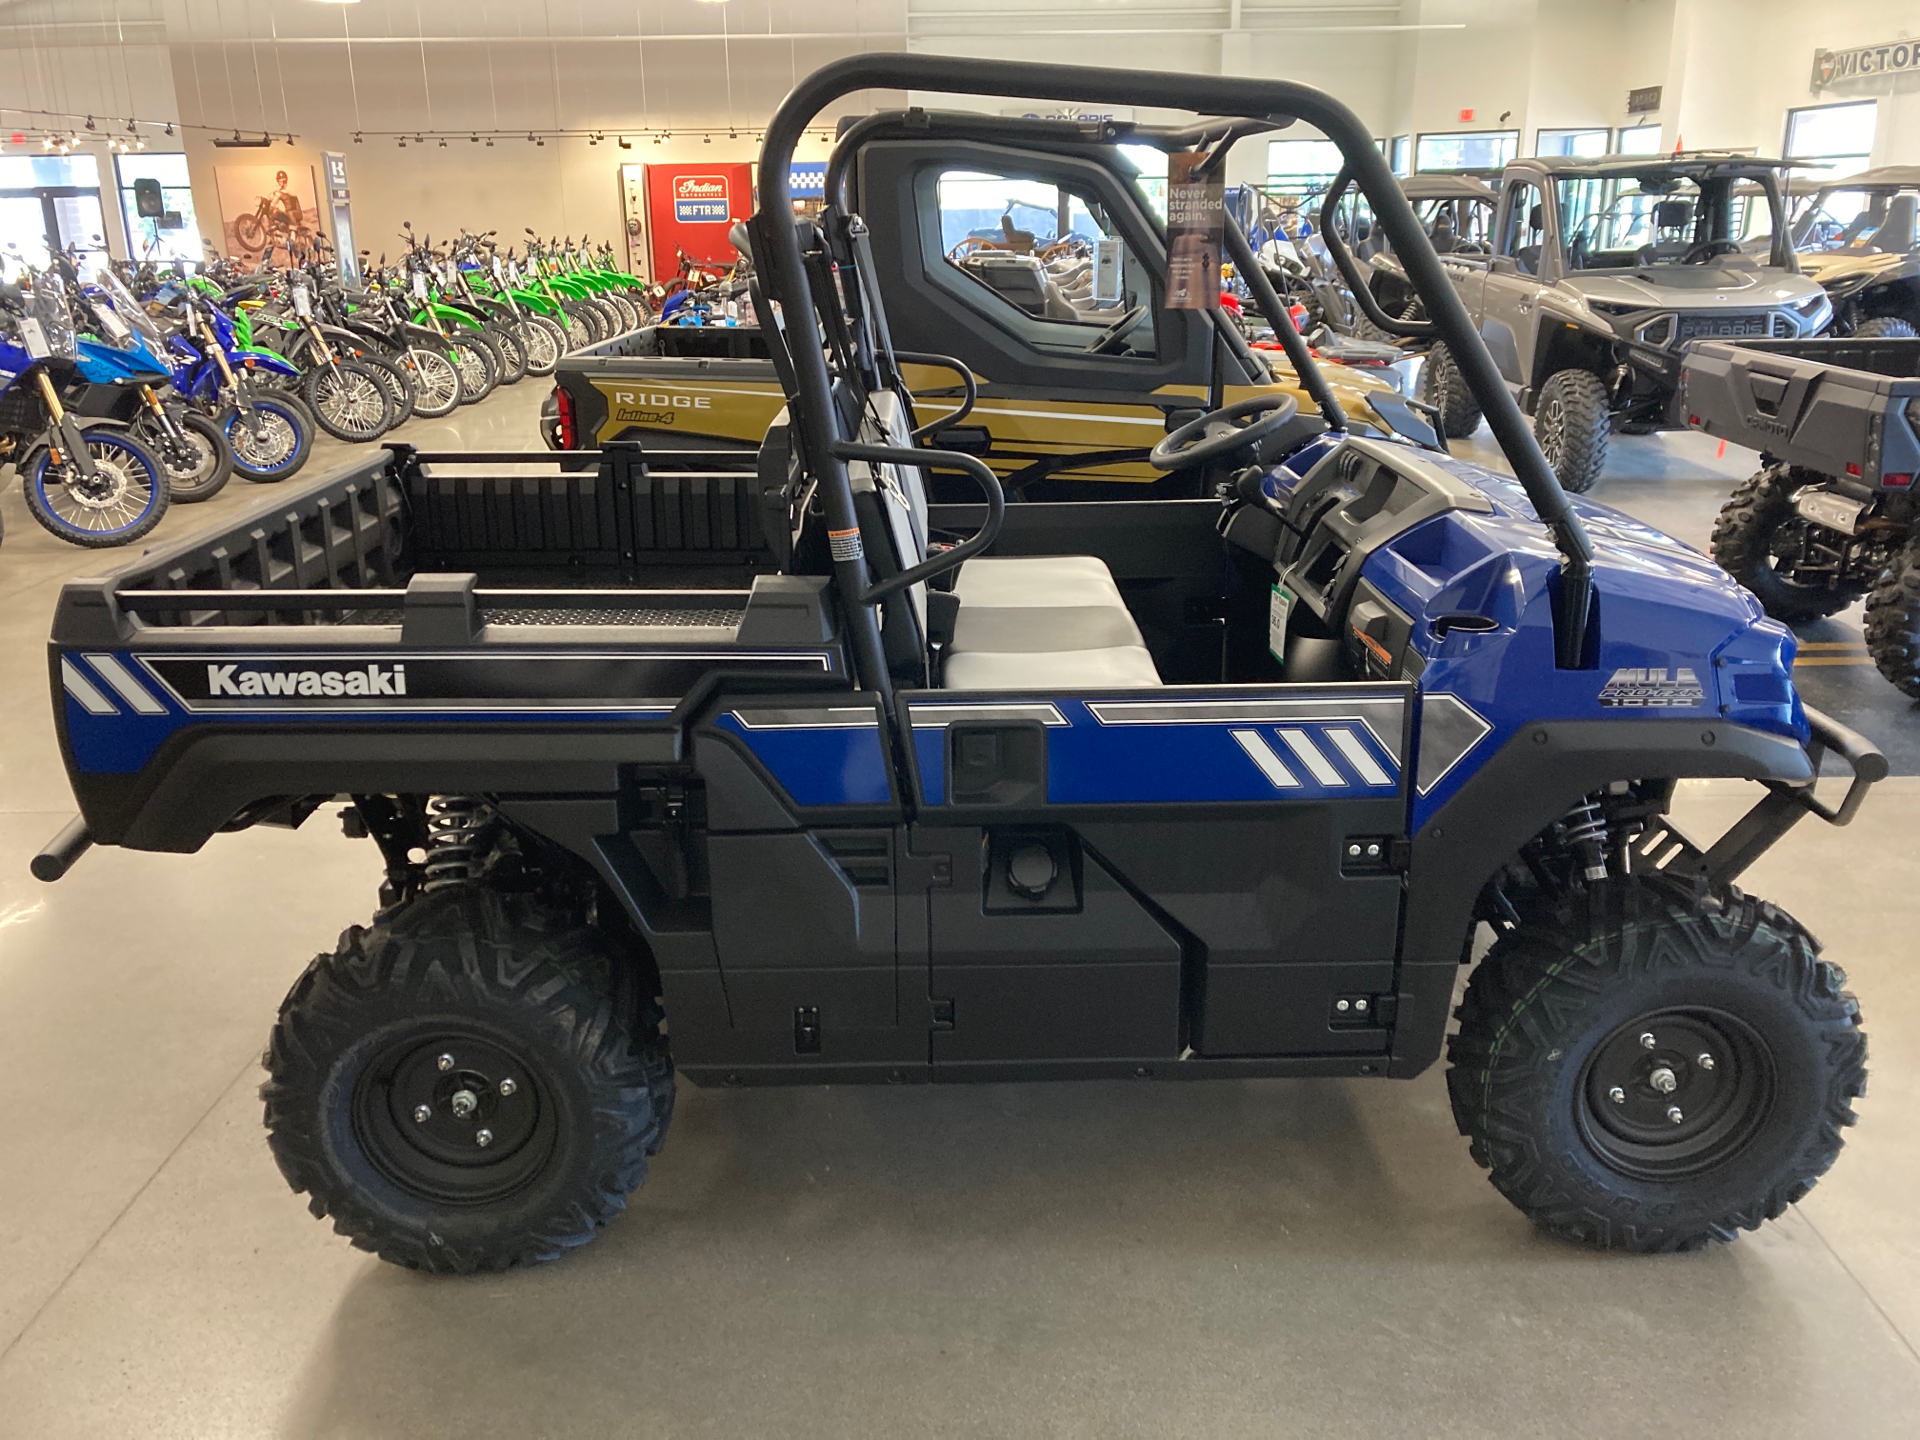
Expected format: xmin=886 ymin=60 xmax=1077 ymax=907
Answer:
xmin=643 ymin=162 xmax=753 ymax=278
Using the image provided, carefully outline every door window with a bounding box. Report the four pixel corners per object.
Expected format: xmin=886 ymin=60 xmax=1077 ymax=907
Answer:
xmin=934 ymin=169 xmax=1159 ymax=357
xmin=1497 ymin=181 xmax=1547 ymax=275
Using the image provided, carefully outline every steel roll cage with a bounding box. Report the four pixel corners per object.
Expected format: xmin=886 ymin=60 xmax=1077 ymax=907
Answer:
xmin=755 ymin=54 xmax=1596 ymax=697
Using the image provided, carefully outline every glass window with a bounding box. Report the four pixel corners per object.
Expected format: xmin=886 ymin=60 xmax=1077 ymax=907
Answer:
xmin=1415 ymin=130 xmax=1519 ymax=172
xmin=935 ymin=169 xmax=1158 ymax=357
xmin=1266 ymin=137 xmax=1344 ymax=194
xmin=1785 ymin=101 xmax=1876 ymax=182
xmin=116 ymin=152 xmax=203 ymax=263
xmin=1536 ymin=128 xmax=1611 ymax=159
xmin=1615 ymin=125 xmax=1663 ymax=155
xmin=0 ymin=154 xmax=100 ymax=188
xmin=1390 ymin=136 xmax=1410 ymax=176
xmin=1496 ymin=180 xmax=1547 ymax=274
xmin=1118 ymin=143 xmax=1168 ymax=221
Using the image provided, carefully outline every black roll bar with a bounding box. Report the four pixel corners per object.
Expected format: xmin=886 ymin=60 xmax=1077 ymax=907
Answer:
xmin=757 ymin=55 xmax=1596 ymax=680
xmin=1317 ymin=172 xmax=1438 ymax=341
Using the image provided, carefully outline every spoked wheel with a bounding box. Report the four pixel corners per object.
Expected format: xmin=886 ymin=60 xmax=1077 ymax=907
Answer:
xmin=222 ymin=395 xmax=312 ymax=481
xmin=358 ymin=353 xmax=418 ymax=428
xmin=263 ymin=887 xmax=675 ymax=1273
xmin=448 ymin=336 xmax=500 ymax=404
xmin=22 ymin=431 xmax=170 ymax=547
xmin=401 ymin=347 xmax=464 ymax=418
xmin=520 ymin=319 xmax=561 ymax=376
xmin=485 ymin=325 xmax=528 ymax=385
xmin=130 ymin=409 xmax=232 ymax=503
xmin=302 ymin=360 xmax=393 ymax=442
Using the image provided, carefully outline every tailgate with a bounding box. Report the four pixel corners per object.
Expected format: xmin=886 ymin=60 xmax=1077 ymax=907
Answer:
xmin=1681 ymin=338 xmax=1920 ymax=482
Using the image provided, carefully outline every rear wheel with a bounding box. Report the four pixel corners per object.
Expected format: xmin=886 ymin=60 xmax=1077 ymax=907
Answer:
xmin=1864 ymin=534 xmax=1920 ymax=698
xmin=1534 ymin=367 xmax=1610 ymax=493
xmin=1710 ymin=464 xmax=1867 ymax=621
xmin=1448 ymin=877 xmax=1867 ymax=1252
xmin=358 ymin=352 xmax=417 ymax=429
xmin=262 ymin=888 xmax=674 ymax=1273
xmin=1418 ymin=341 xmax=1483 ymax=439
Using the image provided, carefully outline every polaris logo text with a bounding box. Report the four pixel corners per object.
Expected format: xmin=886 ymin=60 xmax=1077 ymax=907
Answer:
xmin=206 ymin=663 xmax=407 ymax=698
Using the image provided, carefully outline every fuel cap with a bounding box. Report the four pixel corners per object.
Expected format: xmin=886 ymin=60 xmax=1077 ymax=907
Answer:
xmin=1006 ymin=842 xmax=1058 ymax=900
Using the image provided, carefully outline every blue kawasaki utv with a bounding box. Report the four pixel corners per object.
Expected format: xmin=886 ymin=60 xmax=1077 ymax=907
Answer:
xmin=39 ymin=56 xmax=1881 ymax=1270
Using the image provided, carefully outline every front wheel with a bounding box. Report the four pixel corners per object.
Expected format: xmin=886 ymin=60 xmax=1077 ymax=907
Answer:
xmin=222 ymin=394 xmax=313 ymax=482
xmin=1448 ymin=877 xmax=1867 ymax=1253
xmin=519 ymin=318 xmax=562 ymax=377
xmin=1864 ymin=533 xmax=1920 ymax=699
xmin=302 ymin=359 xmax=393 ymax=442
xmin=262 ymin=888 xmax=674 ymax=1273
xmin=22 ymin=430 xmax=170 ymax=547
xmin=127 ymin=408 xmax=233 ymax=503
xmin=484 ymin=324 xmax=528 ymax=385
xmin=1533 ymin=367 xmax=1610 ymax=493
xmin=1417 ymin=341 xmax=1483 ymax=439
xmin=1710 ymin=464 xmax=1867 ymax=621
xmin=400 ymin=347 xmax=464 ymax=418
xmin=1853 ymin=316 xmax=1916 ymax=339
xmin=448 ymin=336 xmax=500 ymax=405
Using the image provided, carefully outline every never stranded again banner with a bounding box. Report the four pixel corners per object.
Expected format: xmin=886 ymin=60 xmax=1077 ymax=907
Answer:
xmin=643 ymin=162 xmax=754 ymax=277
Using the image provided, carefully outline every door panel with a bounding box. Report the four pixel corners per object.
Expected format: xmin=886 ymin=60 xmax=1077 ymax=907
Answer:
xmin=903 ymin=683 xmax=1413 ymax=1062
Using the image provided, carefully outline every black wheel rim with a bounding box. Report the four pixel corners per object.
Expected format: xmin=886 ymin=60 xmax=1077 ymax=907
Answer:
xmin=1575 ymin=1007 xmax=1775 ymax=1180
xmin=352 ymin=1029 xmax=557 ymax=1205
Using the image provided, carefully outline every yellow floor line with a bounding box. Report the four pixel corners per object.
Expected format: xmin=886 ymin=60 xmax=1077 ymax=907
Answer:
xmin=1794 ymin=656 xmax=1876 ymax=666
xmin=1799 ymin=641 xmax=1866 ymax=651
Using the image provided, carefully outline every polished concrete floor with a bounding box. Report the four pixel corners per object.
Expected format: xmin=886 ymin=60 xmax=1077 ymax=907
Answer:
xmin=0 ymin=384 xmax=1917 ymax=1438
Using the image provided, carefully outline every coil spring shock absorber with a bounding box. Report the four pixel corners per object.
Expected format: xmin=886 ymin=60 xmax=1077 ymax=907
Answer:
xmin=1558 ymin=797 xmax=1610 ymax=884
xmin=423 ymin=795 xmax=492 ymax=891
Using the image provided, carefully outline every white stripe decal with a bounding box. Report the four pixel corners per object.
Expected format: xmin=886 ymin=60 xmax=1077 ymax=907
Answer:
xmin=61 ymin=659 xmax=118 ymax=716
xmin=84 ymin=654 xmax=167 ymax=715
xmin=1231 ymin=729 xmax=1300 ymax=788
xmin=1325 ymin=726 xmax=1393 ymax=786
xmin=1276 ymin=728 xmax=1344 ymax=786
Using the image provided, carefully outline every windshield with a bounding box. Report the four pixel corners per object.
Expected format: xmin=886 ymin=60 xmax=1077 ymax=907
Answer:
xmin=96 ymin=269 xmax=168 ymax=353
xmin=30 ymin=270 xmax=77 ymax=358
xmin=1554 ymin=174 xmax=1776 ymax=269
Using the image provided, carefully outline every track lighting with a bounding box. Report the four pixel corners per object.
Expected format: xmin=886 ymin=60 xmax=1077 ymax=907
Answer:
xmin=618 ymin=136 xmax=630 ymax=149
xmin=85 ymin=115 xmax=96 ymax=130
xmin=470 ymin=134 xmax=479 ymax=143
xmin=439 ymin=138 xmax=448 ymax=147
xmin=164 ymin=121 xmax=174 ymax=136
xmin=485 ymin=137 xmax=493 ymax=147
xmin=353 ymin=132 xmax=362 ymax=143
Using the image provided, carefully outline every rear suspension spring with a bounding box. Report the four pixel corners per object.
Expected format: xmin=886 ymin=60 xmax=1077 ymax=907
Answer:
xmin=423 ymin=795 xmax=492 ymax=891
xmin=1558 ymin=798 xmax=1610 ymax=884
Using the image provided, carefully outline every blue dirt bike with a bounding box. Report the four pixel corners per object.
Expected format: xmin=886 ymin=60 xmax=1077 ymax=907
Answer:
xmin=146 ymin=275 xmax=314 ymax=483
xmin=0 ymin=270 xmax=167 ymax=547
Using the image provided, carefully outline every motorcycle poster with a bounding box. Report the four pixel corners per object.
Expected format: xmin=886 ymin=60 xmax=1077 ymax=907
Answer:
xmin=214 ymin=164 xmax=322 ymax=264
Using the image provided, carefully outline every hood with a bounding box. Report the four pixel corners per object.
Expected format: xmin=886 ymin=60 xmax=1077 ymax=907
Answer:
xmin=1801 ymin=250 xmax=1911 ymax=289
xmin=1561 ymin=267 xmax=1825 ymax=310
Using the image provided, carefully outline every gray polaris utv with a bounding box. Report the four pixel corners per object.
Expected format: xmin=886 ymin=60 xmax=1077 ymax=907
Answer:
xmin=1393 ymin=155 xmax=1833 ymax=491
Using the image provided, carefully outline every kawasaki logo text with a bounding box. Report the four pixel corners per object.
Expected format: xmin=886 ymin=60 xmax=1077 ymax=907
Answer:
xmin=206 ymin=663 xmax=407 ymax=698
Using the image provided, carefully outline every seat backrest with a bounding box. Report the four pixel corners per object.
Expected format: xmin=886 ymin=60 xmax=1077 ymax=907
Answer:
xmin=1867 ymin=194 xmax=1917 ymax=253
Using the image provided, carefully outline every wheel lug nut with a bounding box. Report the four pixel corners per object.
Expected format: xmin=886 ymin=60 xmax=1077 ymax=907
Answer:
xmin=475 ymin=1128 xmax=494 ymax=1148
xmin=1649 ymin=1066 xmax=1677 ymax=1094
xmin=413 ymin=1104 xmax=431 ymax=1124
xmin=1608 ymin=1086 xmax=1626 ymax=1105
xmin=498 ymin=1077 xmax=517 ymax=1097
xmin=436 ymin=1052 xmax=455 ymax=1072
xmin=1639 ymin=1032 xmax=1656 ymax=1050
xmin=1697 ymin=1053 xmax=1715 ymax=1072
xmin=1667 ymin=1106 xmax=1684 ymax=1124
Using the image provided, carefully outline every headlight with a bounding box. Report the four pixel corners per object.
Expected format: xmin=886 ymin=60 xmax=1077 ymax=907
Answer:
xmin=1794 ymin=293 xmax=1831 ymax=318
xmin=1586 ymin=300 xmax=1638 ymax=317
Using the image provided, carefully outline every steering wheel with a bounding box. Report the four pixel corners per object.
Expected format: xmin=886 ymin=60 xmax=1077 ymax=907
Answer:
xmin=1681 ymin=238 xmax=1742 ymax=265
xmin=1088 ymin=304 xmax=1147 ymax=356
xmin=1148 ymin=392 xmax=1300 ymax=472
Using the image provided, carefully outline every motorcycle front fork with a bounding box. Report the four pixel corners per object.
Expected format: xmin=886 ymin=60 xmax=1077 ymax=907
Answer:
xmin=34 ymin=371 xmax=98 ymax=481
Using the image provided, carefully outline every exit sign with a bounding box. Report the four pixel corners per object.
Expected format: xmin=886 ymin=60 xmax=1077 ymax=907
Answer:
xmin=1458 ymin=108 xmax=1475 ymax=123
